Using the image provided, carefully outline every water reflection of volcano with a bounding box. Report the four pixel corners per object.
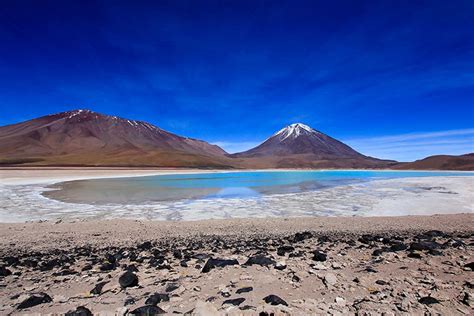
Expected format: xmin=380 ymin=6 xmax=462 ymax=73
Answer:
xmin=203 ymin=187 xmax=261 ymax=199
xmin=44 ymin=178 xmax=365 ymax=205
xmin=44 ymin=179 xmax=221 ymax=205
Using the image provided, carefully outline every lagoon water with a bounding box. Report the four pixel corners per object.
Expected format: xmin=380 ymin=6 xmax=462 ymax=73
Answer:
xmin=1 ymin=170 xmax=473 ymax=222
xmin=45 ymin=170 xmax=473 ymax=205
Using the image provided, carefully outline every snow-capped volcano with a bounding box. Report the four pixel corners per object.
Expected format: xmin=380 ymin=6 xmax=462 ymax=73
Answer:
xmin=232 ymin=122 xmax=364 ymax=159
xmin=274 ymin=123 xmax=320 ymax=141
xmin=229 ymin=122 xmax=396 ymax=168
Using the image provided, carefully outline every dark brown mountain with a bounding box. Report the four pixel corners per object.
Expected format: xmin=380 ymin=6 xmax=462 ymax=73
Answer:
xmin=231 ymin=123 xmax=396 ymax=168
xmin=394 ymin=153 xmax=474 ymax=171
xmin=0 ymin=109 xmax=233 ymax=167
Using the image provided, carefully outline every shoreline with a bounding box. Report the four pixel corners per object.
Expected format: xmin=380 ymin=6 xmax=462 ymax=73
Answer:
xmin=1 ymin=168 xmax=473 ymax=223
xmin=1 ymin=167 xmax=472 ymax=186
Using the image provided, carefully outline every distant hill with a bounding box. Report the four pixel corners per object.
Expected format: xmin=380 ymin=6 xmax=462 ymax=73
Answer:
xmin=0 ymin=109 xmax=233 ymax=168
xmin=394 ymin=153 xmax=474 ymax=171
xmin=231 ymin=123 xmax=396 ymax=168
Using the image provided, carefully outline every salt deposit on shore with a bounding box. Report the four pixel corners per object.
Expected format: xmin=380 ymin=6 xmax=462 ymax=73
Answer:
xmin=1 ymin=168 xmax=472 ymax=222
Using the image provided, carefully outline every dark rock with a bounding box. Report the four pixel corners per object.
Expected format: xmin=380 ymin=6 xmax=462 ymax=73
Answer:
xmin=173 ymin=250 xmax=182 ymax=259
xmin=244 ymin=255 xmax=275 ymax=267
xmin=201 ymin=258 xmax=239 ymax=273
xmin=99 ymin=262 xmax=115 ymax=271
xmin=422 ymin=230 xmax=444 ymax=238
xmin=22 ymin=258 xmax=38 ymax=268
xmin=206 ymin=296 xmax=218 ymax=302
xmin=372 ymin=249 xmax=384 ymax=256
xmin=125 ymin=264 xmax=139 ymax=272
xmin=444 ymin=239 xmax=466 ymax=248
xmin=81 ymin=264 xmax=93 ymax=271
xmin=428 ymin=249 xmax=443 ymax=256
xmin=90 ymin=281 xmax=108 ymax=295
xmin=39 ymin=259 xmax=59 ymax=271
xmin=410 ymin=241 xmax=441 ymax=251
xmin=462 ymin=292 xmax=472 ymax=306
xmin=53 ymin=268 xmax=77 ymax=276
xmin=137 ymin=241 xmax=152 ymax=250
xmin=124 ymin=296 xmax=135 ymax=306
xmin=118 ymin=271 xmax=138 ymax=288
xmin=105 ymin=253 xmax=117 ymax=264
xmin=375 ymin=280 xmax=388 ymax=285
xmin=293 ymin=231 xmax=312 ymax=242
xmin=288 ymin=251 xmax=304 ymax=258
xmin=277 ymin=246 xmax=295 ymax=256
xmin=407 ymin=251 xmax=422 ymax=259
xmin=359 ymin=234 xmax=376 ymax=244
xmin=365 ymin=266 xmax=378 ymax=273
xmin=129 ymin=305 xmax=166 ymax=315
xmin=17 ymin=292 xmax=52 ymax=309
xmin=312 ymin=250 xmax=327 ymax=262
xmin=389 ymin=242 xmax=408 ymax=252
xmin=180 ymin=260 xmax=188 ymax=268
xmin=236 ymin=286 xmax=253 ymax=294
xmin=222 ymin=297 xmax=246 ymax=306
xmin=419 ymin=296 xmax=440 ymax=305
xmin=3 ymin=256 xmax=19 ymax=266
xmin=239 ymin=305 xmax=256 ymax=310
xmin=0 ymin=266 xmax=12 ymax=276
xmin=318 ymin=235 xmax=330 ymax=243
xmin=145 ymin=293 xmax=170 ymax=306
xmin=263 ymin=294 xmax=288 ymax=306
xmin=165 ymin=283 xmax=180 ymax=292
xmin=292 ymin=274 xmax=301 ymax=282
xmin=464 ymin=262 xmax=474 ymax=271
xmin=65 ymin=306 xmax=93 ymax=316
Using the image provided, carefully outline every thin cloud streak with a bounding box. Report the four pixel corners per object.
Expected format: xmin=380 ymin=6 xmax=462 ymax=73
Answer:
xmin=345 ymin=128 xmax=474 ymax=162
xmin=346 ymin=128 xmax=474 ymax=143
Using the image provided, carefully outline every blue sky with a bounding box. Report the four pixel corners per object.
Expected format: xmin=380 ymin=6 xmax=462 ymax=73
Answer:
xmin=0 ymin=0 xmax=473 ymax=161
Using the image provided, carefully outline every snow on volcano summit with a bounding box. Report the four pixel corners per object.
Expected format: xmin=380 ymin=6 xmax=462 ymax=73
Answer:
xmin=274 ymin=123 xmax=320 ymax=141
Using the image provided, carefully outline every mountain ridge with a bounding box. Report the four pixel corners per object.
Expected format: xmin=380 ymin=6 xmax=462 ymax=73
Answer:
xmin=0 ymin=109 xmax=232 ymax=168
xmin=0 ymin=110 xmax=471 ymax=170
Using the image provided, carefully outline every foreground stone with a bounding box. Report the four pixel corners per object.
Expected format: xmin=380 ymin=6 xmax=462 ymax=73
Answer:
xmin=263 ymin=294 xmax=288 ymax=306
xmin=17 ymin=292 xmax=52 ymax=309
xmin=119 ymin=271 xmax=139 ymax=288
xmin=0 ymin=225 xmax=472 ymax=315
xmin=201 ymin=258 xmax=239 ymax=273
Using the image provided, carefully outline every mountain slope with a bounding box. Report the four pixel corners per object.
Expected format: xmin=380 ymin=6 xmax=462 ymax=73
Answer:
xmin=231 ymin=123 xmax=395 ymax=168
xmin=0 ymin=109 xmax=232 ymax=167
xmin=394 ymin=153 xmax=474 ymax=171
xmin=232 ymin=123 xmax=364 ymax=158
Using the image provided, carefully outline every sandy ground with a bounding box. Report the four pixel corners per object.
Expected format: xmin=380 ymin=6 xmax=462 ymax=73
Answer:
xmin=0 ymin=167 xmax=215 ymax=185
xmin=0 ymin=214 xmax=473 ymax=315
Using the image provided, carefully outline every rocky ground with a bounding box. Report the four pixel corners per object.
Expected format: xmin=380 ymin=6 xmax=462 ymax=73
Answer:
xmin=0 ymin=216 xmax=473 ymax=315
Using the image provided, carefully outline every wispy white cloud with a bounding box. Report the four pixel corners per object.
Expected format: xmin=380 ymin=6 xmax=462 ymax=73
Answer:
xmin=344 ymin=128 xmax=474 ymax=162
xmin=212 ymin=141 xmax=260 ymax=154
